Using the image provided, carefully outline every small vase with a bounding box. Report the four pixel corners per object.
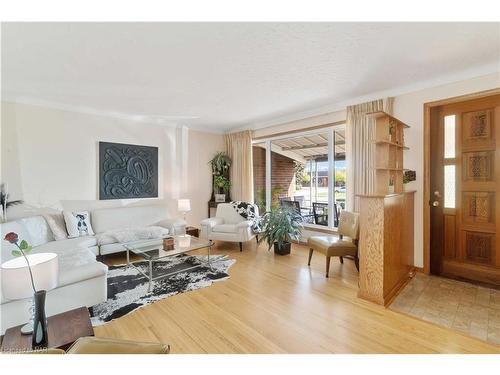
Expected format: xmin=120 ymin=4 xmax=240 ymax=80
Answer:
xmin=32 ymin=290 xmax=48 ymax=349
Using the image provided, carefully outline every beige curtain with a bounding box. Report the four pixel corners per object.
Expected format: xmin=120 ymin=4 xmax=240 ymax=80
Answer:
xmin=224 ymin=130 xmax=253 ymax=202
xmin=346 ymin=97 xmax=394 ymax=212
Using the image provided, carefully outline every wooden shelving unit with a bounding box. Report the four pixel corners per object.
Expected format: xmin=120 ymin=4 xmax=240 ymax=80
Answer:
xmin=368 ymin=111 xmax=410 ymax=195
xmin=357 ymin=111 xmax=415 ymax=307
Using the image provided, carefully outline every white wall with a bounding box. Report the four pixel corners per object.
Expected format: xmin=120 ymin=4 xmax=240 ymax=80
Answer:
xmin=249 ymin=72 xmax=500 ymax=268
xmin=1 ymin=101 xmax=224 ymax=227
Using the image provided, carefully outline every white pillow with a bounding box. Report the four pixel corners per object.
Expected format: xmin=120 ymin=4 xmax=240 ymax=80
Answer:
xmin=63 ymin=211 xmax=95 ymax=238
xmin=43 ymin=212 xmax=68 ymax=241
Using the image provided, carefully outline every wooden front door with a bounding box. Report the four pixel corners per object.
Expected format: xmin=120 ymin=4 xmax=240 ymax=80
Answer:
xmin=430 ymin=94 xmax=500 ymax=286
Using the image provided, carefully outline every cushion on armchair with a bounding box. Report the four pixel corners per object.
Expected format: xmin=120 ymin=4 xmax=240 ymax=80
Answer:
xmin=212 ymin=224 xmax=237 ymax=233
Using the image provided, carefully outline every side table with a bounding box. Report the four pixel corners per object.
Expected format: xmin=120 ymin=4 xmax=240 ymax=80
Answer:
xmin=186 ymin=226 xmax=199 ymax=237
xmin=1 ymin=306 xmax=94 ymax=352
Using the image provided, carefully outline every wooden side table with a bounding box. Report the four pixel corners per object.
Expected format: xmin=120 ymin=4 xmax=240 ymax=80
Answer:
xmin=1 ymin=306 xmax=94 ymax=352
xmin=186 ymin=226 xmax=199 ymax=237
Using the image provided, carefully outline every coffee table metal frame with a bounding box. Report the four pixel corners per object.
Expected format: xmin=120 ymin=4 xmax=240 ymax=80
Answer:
xmin=123 ymin=236 xmax=215 ymax=292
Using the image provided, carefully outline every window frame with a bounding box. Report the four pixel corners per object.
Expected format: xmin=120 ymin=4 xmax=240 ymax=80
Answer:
xmin=251 ymin=123 xmax=346 ymax=230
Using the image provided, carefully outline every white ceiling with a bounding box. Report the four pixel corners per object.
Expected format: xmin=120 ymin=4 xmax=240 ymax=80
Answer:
xmin=2 ymin=22 xmax=499 ymax=132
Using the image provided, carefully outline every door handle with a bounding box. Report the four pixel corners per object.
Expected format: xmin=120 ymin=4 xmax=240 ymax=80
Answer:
xmin=432 ymin=201 xmax=440 ymax=207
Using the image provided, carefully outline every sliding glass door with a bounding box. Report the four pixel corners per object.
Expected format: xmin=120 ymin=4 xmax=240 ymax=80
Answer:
xmin=253 ymin=125 xmax=346 ymax=229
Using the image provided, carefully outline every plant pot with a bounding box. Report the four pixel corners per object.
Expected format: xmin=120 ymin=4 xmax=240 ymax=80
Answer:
xmin=274 ymin=241 xmax=291 ymax=256
xmin=215 ymin=194 xmax=226 ymax=203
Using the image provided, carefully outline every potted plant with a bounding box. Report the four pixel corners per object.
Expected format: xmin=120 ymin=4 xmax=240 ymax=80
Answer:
xmin=209 ymin=152 xmax=231 ymax=176
xmin=0 ymin=183 xmax=23 ymax=222
xmin=214 ymin=175 xmax=231 ymax=202
xmin=259 ymin=205 xmax=303 ymax=255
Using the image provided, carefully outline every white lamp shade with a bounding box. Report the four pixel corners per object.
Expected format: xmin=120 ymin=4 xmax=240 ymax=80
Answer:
xmin=1 ymin=253 xmax=59 ymax=300
xmin=178 ymin=199 xmax=191 ymax=212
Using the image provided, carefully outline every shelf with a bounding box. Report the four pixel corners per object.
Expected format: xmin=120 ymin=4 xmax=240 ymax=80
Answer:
xmin=372 ymin=140 xmax=409 ymax=150
xmin=366 ymin=111 xmax=410 ymax=128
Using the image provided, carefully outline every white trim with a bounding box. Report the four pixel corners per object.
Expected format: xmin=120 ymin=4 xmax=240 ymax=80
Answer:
xmin=251 ymin=124 xmax=345 ymax=144
xmin=265 ymin=139 xmax=271 ymax=212
xmin=327 ymin=128 xmax=335 ymax=228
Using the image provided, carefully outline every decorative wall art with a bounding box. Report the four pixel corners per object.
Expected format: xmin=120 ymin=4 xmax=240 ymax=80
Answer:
xmin=99 ymin=142 xmax=158 ymax=200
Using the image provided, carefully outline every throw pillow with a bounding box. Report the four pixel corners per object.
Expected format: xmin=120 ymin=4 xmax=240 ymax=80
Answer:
xmin=63 ymin=211 xmax=95 ymax=238
xmin=43 ymin=212 xmax=68 ymax=241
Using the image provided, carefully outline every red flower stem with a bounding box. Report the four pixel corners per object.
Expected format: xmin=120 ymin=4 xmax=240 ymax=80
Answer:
xmin=15 ymin=243 xmax=36 ymax=293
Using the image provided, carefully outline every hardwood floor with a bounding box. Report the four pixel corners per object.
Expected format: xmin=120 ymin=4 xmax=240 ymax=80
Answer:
xmin=95 ymin=241 xmax=500 ymax=353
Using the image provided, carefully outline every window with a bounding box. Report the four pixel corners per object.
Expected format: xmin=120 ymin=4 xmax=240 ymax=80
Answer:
xmin=444 ymin=165 xmax=456 ymax=208
xmin=252 ymin=125 xmax=346 ymax=228
xmin=444 ymin=115 xmax=456 ymax=159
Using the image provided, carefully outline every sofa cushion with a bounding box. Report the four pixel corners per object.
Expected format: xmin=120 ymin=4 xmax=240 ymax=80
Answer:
xmin=92 ymin=205 xmax=168 ymax=233
xmin=57 ymin=261 xmax=108 ymax=289
xmin=1 ymin=220 xmax=33 ymax=263
xmin=34 ymin=236 xmax=97 ymax=254
xmin=19 ymin=216 xmax=54 ymax=247
xmin=212 ymin=224 xmax=238 ymax=233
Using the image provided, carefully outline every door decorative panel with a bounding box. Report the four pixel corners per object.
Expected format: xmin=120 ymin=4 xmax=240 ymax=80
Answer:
xmin=462 ymin=109 xmax=494 ymax=150
xmin=463 ymin=192 xmax=495 ymax=224
xmin=464 ymin=231 xmax=495 ymax=265
xmin=463 ymin=151 xmax=494 ymax=181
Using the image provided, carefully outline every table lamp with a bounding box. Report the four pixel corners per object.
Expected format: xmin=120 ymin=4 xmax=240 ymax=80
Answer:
xmin=1 ymin=252 xmax=59 ymax=348
xmin=178 ymin=199 xmax=191 ymax=222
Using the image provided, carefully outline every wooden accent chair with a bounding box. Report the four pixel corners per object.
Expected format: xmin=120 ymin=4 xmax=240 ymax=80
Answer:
xmin=307 ymin=211 xmax=360 ymax=277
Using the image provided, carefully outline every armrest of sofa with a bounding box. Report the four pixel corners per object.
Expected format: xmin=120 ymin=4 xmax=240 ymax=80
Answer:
xmin=156 ymin=218 xmax=186 ymax=235
xmin=200 ymin=217 xmax=224 ymax=228
xmin=200 ymin=217 xmax=224 ymax=238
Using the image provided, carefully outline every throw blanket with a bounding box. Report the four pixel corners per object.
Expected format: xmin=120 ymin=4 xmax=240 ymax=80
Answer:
xmin=230 ymin=201 xmax=262 ymax=233
xmin=96 ymin=226 xmax=169 ymax=245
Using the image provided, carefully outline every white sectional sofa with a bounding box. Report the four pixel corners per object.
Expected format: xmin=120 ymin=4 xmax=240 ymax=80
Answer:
xmin=0 ymin=204 xmax=185 ymax=334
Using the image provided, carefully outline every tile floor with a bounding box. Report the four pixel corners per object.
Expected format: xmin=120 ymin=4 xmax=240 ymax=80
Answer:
xmin=389 ymin=273 xmax=500 ymax=345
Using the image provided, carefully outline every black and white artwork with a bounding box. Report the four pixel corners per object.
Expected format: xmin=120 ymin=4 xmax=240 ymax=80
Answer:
xmin=99 ymin=141 xmax=158 ymax=200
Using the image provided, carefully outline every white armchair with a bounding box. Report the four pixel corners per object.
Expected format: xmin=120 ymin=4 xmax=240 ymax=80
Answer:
xmin=200 ymin=203 xmax=259 ymax=251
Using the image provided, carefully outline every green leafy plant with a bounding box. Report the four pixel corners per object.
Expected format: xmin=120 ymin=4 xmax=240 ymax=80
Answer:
xmin=258 ymin=206 xmax=303 ymax=251
xmin=209 ymin=152 xmax=231 ymax=176
xmin=214 ymin=175 xmax=231 ymax=194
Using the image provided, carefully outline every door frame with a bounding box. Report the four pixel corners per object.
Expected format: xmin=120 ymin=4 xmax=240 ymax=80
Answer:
xmin=423 ymin=88 xmax=500 ymax=274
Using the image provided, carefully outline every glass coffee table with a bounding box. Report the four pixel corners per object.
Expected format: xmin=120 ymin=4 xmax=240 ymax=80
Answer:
xmin=123 ymin=235 xmax=215 ymax=292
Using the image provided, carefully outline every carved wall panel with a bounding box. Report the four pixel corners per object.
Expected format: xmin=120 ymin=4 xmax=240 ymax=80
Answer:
xmin=463 ymin=231 xmax=495 ymax=265
xmin=463 ymin=151 xmax=494 ymax=181
xmin=99 ymin=142 xmax=159 ymax=200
